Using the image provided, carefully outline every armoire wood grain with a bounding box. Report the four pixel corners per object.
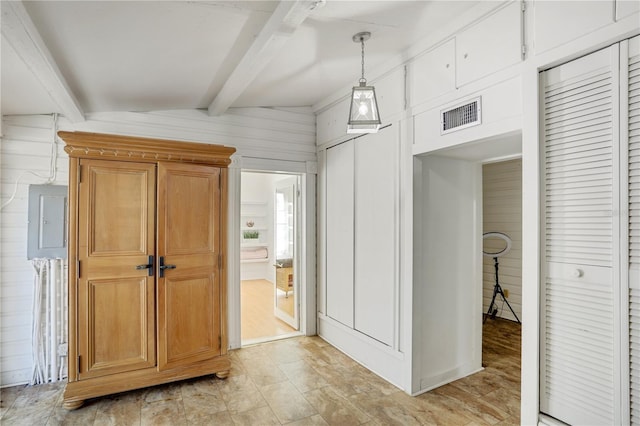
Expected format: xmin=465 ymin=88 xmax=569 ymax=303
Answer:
xmin=59 ymin=131 xmax=235 ymax=409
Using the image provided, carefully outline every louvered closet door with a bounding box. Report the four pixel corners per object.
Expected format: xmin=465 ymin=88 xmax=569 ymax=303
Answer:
xmin=627 ymin=35 xmax=640 ymax=426
xmin=541 ymin=45 xmax=621 ymax=425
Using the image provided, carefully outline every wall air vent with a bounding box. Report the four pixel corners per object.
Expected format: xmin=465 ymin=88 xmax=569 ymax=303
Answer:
xmin=441 ymin=97 xmax=482 ymax=134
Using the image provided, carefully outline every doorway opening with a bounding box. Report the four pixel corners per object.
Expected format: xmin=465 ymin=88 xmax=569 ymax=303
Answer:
xmin=240 ymin=171 xmax=302 ymax=345
xmin=412 ymin=131 xmax=522 ymax=403
xmin=482 ymin=158 xmax=522 ymax=325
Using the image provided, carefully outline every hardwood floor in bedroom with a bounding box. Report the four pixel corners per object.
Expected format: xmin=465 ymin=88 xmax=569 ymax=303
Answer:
xmin=0 ymin=318 xmax=520 ymax=425
xmin=241 ymin=279 xmax=296 ymax=342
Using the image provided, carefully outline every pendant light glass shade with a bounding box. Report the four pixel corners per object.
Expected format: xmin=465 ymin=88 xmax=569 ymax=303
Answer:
xmin=347 ymin=32 xmax=381 ymax=134
xmin=347 ymin=81 xmax=381 ymax=134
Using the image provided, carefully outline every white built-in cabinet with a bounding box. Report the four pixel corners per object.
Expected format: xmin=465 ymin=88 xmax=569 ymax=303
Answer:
xmin=618 ymin=0 xmax=640 ymax=21
xmin=410 ymin=1 xmax=520 ymax=111
xmin=409 ymin=3 xmax=523 ymax=154
xmin=534 ymin=1 xmax=614 ymax=54
xmin=326 ymin=141 xmax=355 ymax=328
xmin=324 ymin=127 xmax=398 ymax=347
xmin=455 ymin=1 xmax=521 ymax=87
xmin=410 ymin=40 xmax=456 ymax=107
xmin=540 ymin=35 xmax=639 ymax=426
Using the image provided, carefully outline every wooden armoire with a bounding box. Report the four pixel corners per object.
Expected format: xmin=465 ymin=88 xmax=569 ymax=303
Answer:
xmin=58 ymin=131 xmax=235 ymax=409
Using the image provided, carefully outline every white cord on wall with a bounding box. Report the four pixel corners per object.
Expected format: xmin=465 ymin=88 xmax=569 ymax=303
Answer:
xmin=0 ymin=113 xmax=59 ymax=211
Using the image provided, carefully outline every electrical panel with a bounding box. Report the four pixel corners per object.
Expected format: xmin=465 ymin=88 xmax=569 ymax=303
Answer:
xmin=27 ymin=185 xmax=68 ymax=259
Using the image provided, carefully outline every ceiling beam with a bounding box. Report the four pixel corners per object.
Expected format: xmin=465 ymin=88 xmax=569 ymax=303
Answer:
xmin=1 ymin=1 xmax=84 ymax=122
xmin=207 ymin=0 xmax=321 ymax=116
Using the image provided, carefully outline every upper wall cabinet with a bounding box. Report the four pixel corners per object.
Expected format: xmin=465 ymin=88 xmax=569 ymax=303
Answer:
xmin=533 ymin=1 xmax=614 ymax=54
xmin=456 ymin=2 xmax=522 ymax=87
xmin=410 ymin=39 xmax=456 ymax=108
xmin=374 ymin=67 xmax=405 ymax=123
xmin=317 ymin=98 xmax=350 ymax=147
xmin=617 ymin=0 xmax=640 ymax=20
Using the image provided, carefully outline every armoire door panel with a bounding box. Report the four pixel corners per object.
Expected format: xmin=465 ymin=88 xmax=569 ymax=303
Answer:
xmin=163 ymin=274 xmax=219 ymax=364
xmin=81 ymin=277 xmax=156 ymax=378
xmin=157 ymin=162 xmax=221 ymax=371
xmin=77 ymin=159 xmax=156 ymax=380
xmin=84 ymin=162 xmax=154 ymax=255
xmin=163 ymin=171 xmax=217 ymax=254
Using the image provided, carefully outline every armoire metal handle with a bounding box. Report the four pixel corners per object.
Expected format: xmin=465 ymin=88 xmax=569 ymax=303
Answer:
xmin=159 ymin=256 xmax=176 ymax=277
xmin=135 ymin=255 xmax=154 ymax=276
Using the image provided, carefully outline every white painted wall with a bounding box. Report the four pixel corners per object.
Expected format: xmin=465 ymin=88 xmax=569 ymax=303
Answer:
xmin=0 ymin=106 xmax=316 ymax=386
xmin=412 ymin=155 xmax=482 ymax=394
xmin=482 ymin=159 xmax=522 ymax=322
xmin=316 ymin=1 xmax=639 ymax=421
xmin=317 ymin=0 xmax=522 ymax=397
xmin=3 ymin=6 xmax=638 ymax=422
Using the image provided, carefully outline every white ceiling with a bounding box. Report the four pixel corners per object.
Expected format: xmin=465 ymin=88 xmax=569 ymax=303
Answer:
xmin=1 ymin=0 xmax=480 ymax=118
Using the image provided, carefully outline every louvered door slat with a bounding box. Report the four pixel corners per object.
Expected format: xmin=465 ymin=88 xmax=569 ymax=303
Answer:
xmin=628 ymin=36 xmax=640 ymax=426
xmin=541 ymin=46 xmax=616 ymax=425
xmin=546 ymin=108 xmax=613 ymax=131
xmin=545 ymin=103 xmax=612 ymax=127
xmin=546 ymin=129 xmax=612 ymax=148
xmin=546 ymin=137 xmax=612 ymax=156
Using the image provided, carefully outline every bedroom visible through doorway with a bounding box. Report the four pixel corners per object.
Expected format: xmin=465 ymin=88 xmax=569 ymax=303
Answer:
xmin=240 ymin=171 xmax=301 ymax=345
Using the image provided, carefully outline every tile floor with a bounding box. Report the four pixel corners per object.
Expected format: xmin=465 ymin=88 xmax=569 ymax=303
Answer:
xmin=0 ymin=318 xmax=520 ymax=425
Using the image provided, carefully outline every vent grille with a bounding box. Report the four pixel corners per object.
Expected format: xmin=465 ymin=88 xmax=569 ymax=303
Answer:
xmin=441 ymin=97 xmax=481 ymax=134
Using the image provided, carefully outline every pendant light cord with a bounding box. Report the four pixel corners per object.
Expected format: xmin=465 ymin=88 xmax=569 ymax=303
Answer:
xmin=360 ymin=37 xmax=366 ymax=84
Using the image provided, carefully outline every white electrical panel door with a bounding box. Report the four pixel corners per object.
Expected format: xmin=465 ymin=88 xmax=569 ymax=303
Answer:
xmin=325 ymin=142 xmax=355 ymax=328
xmin=540 ymin=45 xmax=620 ymax=425
xmin=28 ymin=184 xmax=68 ymax=259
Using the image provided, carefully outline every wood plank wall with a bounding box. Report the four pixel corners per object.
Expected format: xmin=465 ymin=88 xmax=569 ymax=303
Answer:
xmin=0 ymin=108 xmax=315 ymax=386
xmin=482 ymin=159 xmax=522 ymax=322
xmin=0 ymin=115 xmax=69 ymax=386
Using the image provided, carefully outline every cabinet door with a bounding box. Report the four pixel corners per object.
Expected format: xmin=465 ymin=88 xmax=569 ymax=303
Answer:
xmin=325 ymin=142 xmax=355 ymax=328
xmin=157 ymin=162 xmax=222 ymax=370
xmin=540 ymin=45 xmax=619 ymax=425
xmin=354 ymin=130 xmax=397 ymax=346
xmin=77 ymin=160 xmax=156 ymax=379
xmin=455 ymin=2 xmax=521 ymax=87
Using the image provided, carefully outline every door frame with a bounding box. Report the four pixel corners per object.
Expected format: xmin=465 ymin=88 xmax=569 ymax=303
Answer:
xmin=274 ymin=175 xmax=300 ymax=329
xmin=226 ymin=156 xmax=317 ymax=349
xmin=411 ymin=133 xmax=522 ymax=395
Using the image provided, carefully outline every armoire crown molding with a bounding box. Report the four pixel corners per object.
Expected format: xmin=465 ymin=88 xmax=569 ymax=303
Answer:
xmin=58 ymin=131 xmax=236 ymax=167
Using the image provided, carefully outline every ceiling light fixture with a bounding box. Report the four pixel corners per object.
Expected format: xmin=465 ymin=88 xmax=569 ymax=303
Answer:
xmin=347 ymin=32 xmax=381 ymax=134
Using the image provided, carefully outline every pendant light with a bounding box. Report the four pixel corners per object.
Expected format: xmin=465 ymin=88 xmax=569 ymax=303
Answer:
xmin=347 ymin=32 xmax=381 ymax=134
